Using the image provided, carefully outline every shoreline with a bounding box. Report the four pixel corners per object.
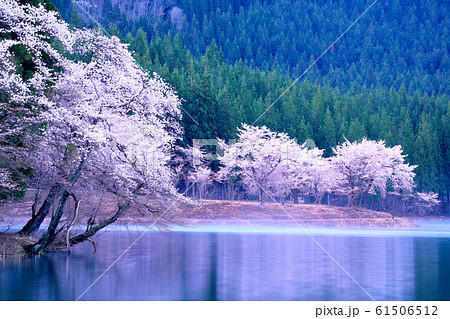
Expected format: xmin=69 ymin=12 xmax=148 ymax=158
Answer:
xmin=2 ymin=217 xmax=450 ymax=257
xmin=2 ymin=198 xmax=444 ymax=231
xmin=3 ymin=221 xmax=450 ymax=237
xmin=178 ymin=200 xmax=417 ymax=228
xmin=3 ymin=198 xmax=448 ymax=256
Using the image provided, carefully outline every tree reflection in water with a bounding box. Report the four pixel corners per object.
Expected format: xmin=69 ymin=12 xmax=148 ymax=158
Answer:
xmin=1 ymin=230 xmax=450 ymax=301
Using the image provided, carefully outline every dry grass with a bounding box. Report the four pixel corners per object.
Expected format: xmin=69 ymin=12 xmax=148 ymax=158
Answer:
xmin=0 ymin=194 xmax=418 ymax=257
xmin=180 ymin=200 xmax=416 ymax=228
xmin=0 ymin=233 xmax=37 ymax=256
xmin=0 ymin=190 xmax=416 ymax=231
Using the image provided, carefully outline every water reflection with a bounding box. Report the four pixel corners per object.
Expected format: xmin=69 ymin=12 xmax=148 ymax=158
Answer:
xmin=1 ymin=231 xmax=449 ymax=300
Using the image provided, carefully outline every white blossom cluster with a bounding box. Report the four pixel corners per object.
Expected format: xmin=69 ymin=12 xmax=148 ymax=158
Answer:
xmin=217 ymin=124 xmax=434 ymax=207
xmin=1 ymin=0 xmax=182 ymax=207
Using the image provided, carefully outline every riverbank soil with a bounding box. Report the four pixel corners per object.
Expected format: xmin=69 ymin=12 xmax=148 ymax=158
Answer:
xmin=1 ymin=190 xmax=416 ymax=230
xmin=0 ymin=196 xmax=418 ymax=255
xmin=181 ymin=200 xmax=416 ymax=227
xmin=0 ymin=233 xmax=37 ymax=256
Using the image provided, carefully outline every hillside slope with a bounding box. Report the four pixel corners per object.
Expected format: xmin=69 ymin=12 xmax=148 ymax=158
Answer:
xmin=54 ymin=0 xmax=450 ymax=94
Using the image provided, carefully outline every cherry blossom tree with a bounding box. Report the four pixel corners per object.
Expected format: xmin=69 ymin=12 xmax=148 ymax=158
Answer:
xmin=188 ymin=166 xmax=213 ymax=200
xmin=171 ymin=139 xmax=213 ymax=197
xmin=0 ymin=168 xmax=17 ymax=200
xmin=270 ymin=142 xmax=322 ymax=203
xmin=0 ymin=0 xmax=72 ymax=200
xmin=331 ymin=138 xmax=416 ymax=207
xmin=299 ymin=155 xmax=341 ymax=204
xmin=414 ymin=192 xmax=441 ymax=214
xmin=189 ymin=140 xmax=216 ymax=200
xmin=26 ymin=31 xmax=182 ymax=251
xmin=1 ymin=0 xmax=183 ymax=252
xmin=217 ymin=124 xmax=299 ymax=207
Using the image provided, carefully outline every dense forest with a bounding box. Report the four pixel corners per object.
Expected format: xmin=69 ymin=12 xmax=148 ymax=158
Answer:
xmin=54 ymin=0 xmax=450 ymax=95
xmin=2 ymin=0 xmax=448 ymax=211
xmin=52 ymin=1 xmax=449 ymax=197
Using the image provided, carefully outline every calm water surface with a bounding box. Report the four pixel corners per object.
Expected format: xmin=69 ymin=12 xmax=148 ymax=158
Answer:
xmin=1 ymin=222 xmax=450 ymax=301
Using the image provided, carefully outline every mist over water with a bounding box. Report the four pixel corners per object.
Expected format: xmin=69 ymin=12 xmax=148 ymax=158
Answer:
xmin=1 ymin=223 xmax=450 ymax=301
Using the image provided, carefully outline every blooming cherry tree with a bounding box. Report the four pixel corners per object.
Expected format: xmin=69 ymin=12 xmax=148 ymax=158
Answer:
xmin=27 ymin=29 xmax=183 ymax=250
xmin=0 ymin=0 xmax=73 ymax=197
xmin=217 ymin=124 xmax=300 ymax=207
xmin=271 ymin=143 xmax=323 ymax=203
xmin=414 ymin=192 xmax=440 ymax=214
xmin=188 ymin=166 xmax=213 ymax=200
xmin=2 ymin=1 xmax=183 ymax=251
xmin=299 ymin=155 xmax=341 ymax=204
xmin=331 ymin=138 xmax=416 ymax=206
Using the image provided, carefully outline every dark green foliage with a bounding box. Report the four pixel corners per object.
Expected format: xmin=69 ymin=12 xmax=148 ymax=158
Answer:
xmin=19 ymin=0 xmax=57 ymax=11
xmin=58 ymin=0 xmax=449 ymax=95
xmin=70 ymin=7 xmax=83 ymax=28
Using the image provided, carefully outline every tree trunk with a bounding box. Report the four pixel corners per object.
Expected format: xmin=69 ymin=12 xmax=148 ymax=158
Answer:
xmin=400 ymin=199 xmax=405 ymax=217
xmin=292 ymin=189 xmax=299 ymax=204
xmin=259 ymin=188 xmax=265 ymax=208
xmin=18 ymin=157 xmax=86 ymax=237
xmin=67 ymin=204 xmax=128 ymax=246
xmin=66 ymin=195 xmax=80 ymax=253
xmin=25 ymin=190 xmax=70 ymax=253
xmin=315 ymin=194 xmax=324 ymax=205
xmin=18 ymin=184 xmax=63 ymax=236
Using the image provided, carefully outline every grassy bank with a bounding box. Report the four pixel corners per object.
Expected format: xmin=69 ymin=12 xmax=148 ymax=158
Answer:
xmin=181 ymin=200 xmax=416 ymax=228
xmin=1 ymin=192 xmax=416 ymax=229
xmin=0 ymin=198 xmax=417 ymax=255
xmin=0 ymin=233 xmax=37 ymax=256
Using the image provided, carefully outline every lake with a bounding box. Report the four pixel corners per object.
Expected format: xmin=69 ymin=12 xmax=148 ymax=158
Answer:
xmin=1 ymin=222 xmax=450 ymax=301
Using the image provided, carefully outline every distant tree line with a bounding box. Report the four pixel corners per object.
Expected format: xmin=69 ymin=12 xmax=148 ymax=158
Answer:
xmin=188 ymin=124 xmax=439 ymax=215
